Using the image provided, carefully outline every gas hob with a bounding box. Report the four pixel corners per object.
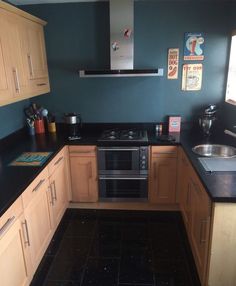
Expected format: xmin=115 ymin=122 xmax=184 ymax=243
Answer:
xmin=98 ymin=129 xmax=148 ymax=142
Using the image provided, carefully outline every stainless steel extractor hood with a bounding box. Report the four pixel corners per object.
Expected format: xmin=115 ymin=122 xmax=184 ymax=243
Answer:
xmin=79 ymin=0 xmax=163 ymax=78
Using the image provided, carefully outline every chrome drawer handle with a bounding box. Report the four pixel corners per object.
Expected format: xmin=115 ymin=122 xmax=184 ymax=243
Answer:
xmin=32 ymin=179 xmax=45 ymax=192
xmin=37 ymin=83 xmax=47 ymax=86
xmin=12 ymin=68 xmax=20 ymax=93
xmin=22 ymin=219 xmax=30 ymax=246
xmin=54 ymin=156 xmax=63 ymax=166
xmin=0 ymin=216 xmax=15 ymax=236
xmin=27 ymin=53 xmax=34 ymax=78
xmin=48 ymin=185 xmax=54 ymax=205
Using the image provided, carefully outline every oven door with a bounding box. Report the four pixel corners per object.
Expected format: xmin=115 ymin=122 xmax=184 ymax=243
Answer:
xmin=99 ymin=175 xmax=148 ymax=202
xmin=97 ymin=147 xmax=140 ymax=175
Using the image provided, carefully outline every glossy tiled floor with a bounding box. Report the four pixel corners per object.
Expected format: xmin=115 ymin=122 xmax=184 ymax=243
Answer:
xmin=30 ymin=209 xmax=201 ymax=286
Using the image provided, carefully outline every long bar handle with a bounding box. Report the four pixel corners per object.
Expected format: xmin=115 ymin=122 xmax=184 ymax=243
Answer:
xmin=52 ymin=180 xmax=57 ymax=201
xmin=70 ymin=151 xmax=95 ymax=154
xmin=27 ymin=53 xmax=33 ymax=78
xmin=152 ymin=152 xmax=176 ymax=155
xmin=37 ymin=83 xmax=47 ymax=86
xmin=54 ymin=156 xmax=63 ymax=166
xmin=32 ymin=179 xmax=45 ymax=193
xmin=98 ymin=148 xmax=139 ymax=151
xmin=0 ymin=216 xmax=15 ymax=237
xmin=12 ymin=68 xmax=20 ymax=93
xmin=200 ymin=219 xmax=208 ymax=244
xmin=48 ymin=185 xmax=54 ymax=205
xmin=99 ymin=176 xmax=147 ymax=180
xmin=22 ymin=219 xmax=30 ymax=246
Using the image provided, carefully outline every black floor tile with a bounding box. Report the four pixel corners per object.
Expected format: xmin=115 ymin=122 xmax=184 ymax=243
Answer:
xmin=81 ymin=258 xmax=119 ymax=286
xmin=46 ymin=259 xmax=84 ymax=282
xmin=30 ymin=210 xmax=201 ymax=286
xmin=64 ymin=218 xmax=96 ymax=237
xmin=56 ymin=236 xmax=92 ymax=263
xmin=119 ymin=256 xmax=154 ymax=284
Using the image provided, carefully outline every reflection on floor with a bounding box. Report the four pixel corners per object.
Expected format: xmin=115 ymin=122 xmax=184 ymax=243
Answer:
xmin=30 ymin=209 xmax=201 ymax=286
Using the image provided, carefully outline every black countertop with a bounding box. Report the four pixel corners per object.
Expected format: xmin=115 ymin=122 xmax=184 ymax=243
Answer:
xmin=1 ymin=124 xmax=236 ymax=217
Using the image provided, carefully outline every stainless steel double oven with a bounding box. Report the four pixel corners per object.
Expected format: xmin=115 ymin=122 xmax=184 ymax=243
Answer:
xmin=97 ymin=146 xmax=149 ymax=201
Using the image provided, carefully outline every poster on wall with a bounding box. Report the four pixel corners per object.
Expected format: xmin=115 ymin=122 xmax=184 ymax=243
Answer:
xmin=182 ymin=64 xmax=203 ymax=91
xmin=184 ymin=33 xmax=205 ymax=60
xmin=167 ymin=48 xmax=179 ymax=79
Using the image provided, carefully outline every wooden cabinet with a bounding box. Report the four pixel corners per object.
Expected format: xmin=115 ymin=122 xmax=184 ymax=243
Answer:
xmin=178 ymin=148 xmax=191 ymax=227
xmin=22 ymin=168 xmax=53 ymax=273
xmin=0 ymin=198 xmax=32 ymax=286
xmin=149 ymin=146 xmax=177 ymax=204
xmin=188 ymin=168 xmax=211 ymax=286
xmin=0 ymin=8 xmax=27 ymax=104
xmin=0 ymin=1 xmax=50 ymax=106
xmin=178 ymin=148 xmax=211 ymax=286
xmin=69 ymin=145 xmax=98 ymax=202
xmin=48 ymin=148 xmax=68 ymax=230
xmin=21 ymin=17 xmax=50 ymax=96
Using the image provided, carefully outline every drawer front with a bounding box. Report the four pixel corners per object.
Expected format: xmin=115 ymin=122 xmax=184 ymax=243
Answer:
xmin=48 ymin=148 xmax=65 ymax=176
xmin=151 ymin=146 xmax=177 ymax=158
xmin=22 ymin=167 xmax=49 ymax=209
xmin=69 ymin=145 xmax=96 ymax=157
xmin=0 ymin=196 xmax=23 ymax=234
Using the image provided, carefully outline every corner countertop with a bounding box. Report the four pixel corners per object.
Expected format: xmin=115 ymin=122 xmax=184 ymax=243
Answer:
xmin=1 ymin=124 xmax=236 ymax=217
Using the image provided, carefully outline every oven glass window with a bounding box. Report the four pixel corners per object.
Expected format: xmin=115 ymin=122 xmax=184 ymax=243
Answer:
xmin=100 ymin=178 xmax=147 ymax=199
xmin=104 ymin=151 xmax=133 ymax=170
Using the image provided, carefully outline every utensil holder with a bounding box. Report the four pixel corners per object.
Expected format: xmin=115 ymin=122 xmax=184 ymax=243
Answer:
xmin=47 ymin=122 xmax=56 ymax=133
xmin=35 ymin=119 xmax=45 ymax=134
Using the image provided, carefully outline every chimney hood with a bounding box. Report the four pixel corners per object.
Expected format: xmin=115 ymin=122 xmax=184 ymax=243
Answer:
xmin=79 ymin=0 xmax=163 ymax=78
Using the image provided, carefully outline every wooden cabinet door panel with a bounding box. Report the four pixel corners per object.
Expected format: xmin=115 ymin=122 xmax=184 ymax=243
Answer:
xmin=150 ymin=157 xmax=177 ymax=204
xmin=189 ymin=171 xmax=211 ymax=285
xmin=24 ymin=179 xmax=52 ymax=272
xmin=0 ymin=217 xmax=31 ymax=286
xmin=26 ymin=21 xmax=48 ymax=80
xmin=70 ymin=156 xmax=98 ymax=202
xmin=49 ymin=161 xmax=67 ymax=229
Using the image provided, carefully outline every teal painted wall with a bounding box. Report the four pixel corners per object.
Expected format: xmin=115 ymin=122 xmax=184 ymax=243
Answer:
xmin=0 ymin=99 xmax=29 ymax=139
xmin=21 ymin=1 xmax=230 ymax=123
xmin=0 ymin=1 xmax=233 ymax=139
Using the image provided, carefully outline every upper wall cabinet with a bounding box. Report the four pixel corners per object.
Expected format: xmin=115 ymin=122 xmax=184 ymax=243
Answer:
xmin=0 ymin=2 xmax=50 ymax=107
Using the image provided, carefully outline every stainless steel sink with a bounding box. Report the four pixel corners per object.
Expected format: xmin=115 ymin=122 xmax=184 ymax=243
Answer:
xmin=192 ymin=144 xmax=236 ymax=157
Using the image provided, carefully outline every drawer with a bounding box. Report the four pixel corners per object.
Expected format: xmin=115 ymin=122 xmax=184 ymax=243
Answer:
xmin=151 ymin=146 xmax=177 ymax=158
xmin=0 ymin=196 xmax=23 ymax=235
xmin=47 ymin=148 xmax=65 ymax=176
xmin=22 ymin=167 xmax=49 ymax=209
xmin=69 ymin=145 xmax=96 ymax=157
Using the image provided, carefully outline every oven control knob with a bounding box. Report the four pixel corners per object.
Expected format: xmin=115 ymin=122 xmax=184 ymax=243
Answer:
xmin=142 ymin=156 xmax=146 ymax=159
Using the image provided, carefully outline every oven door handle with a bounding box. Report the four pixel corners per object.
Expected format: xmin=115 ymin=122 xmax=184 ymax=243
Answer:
xmin=99 ymin=176 xmax=147 ymax=180
xmin=98 ymin=148 xmax=139 ymax=151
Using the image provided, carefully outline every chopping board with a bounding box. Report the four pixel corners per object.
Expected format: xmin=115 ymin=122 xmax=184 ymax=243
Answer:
xmin=198 ymin=157 xmax=236 ymax=172
xmin=9 ymin=152 xmax=52 ymax=167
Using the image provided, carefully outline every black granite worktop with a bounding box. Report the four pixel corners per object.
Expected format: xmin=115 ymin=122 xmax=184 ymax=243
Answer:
xmin=1 ymin=123 xmax=236 ymax=217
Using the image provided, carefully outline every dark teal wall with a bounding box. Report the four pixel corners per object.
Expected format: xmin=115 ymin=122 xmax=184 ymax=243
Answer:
xmin=0 ymin=1 xmax=233 ymax=139
xmin=21 ymin=1 xmax=230 ymax=123
xmin=0 ymin=99 xmax=29 ymax=139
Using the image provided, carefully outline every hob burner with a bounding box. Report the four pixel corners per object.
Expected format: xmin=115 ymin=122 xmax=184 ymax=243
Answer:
xmin=98 ymin=129 xmax=148 ymax=142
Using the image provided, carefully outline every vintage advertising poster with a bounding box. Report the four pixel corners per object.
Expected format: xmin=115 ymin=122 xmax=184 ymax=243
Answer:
xmin=182 ymin=64 xmax=203 ymax=91
xmin=167 ymin=48 xmax=179 ymax=79
xmin=184 ymin=33 xmax=205 ymax=60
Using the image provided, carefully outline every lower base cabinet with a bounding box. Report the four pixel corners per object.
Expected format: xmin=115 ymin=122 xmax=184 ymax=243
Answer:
xmin=149 ymin=146 xmax=177 ymax=204
xmin=0 ymin=214 xmax=31 ymax=286
xmin=22 ymin=171 xmax=53 ymax=273
xmin=69 ymin=146 xmax=98 ymax=202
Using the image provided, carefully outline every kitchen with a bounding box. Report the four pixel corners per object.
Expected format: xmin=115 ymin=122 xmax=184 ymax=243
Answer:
xmin=0 ymin=0 xmax=236 ymax=286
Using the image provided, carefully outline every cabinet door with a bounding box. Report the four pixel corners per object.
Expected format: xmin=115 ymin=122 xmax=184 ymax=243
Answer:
xmin=24 ymin=179 xmax=53 ymax=272
xmin=49 ymin=160 xmax=67 ymax=229
xmin=70 ymin=155 xmax=98 ymax=202
xmin=0 ymin=10 xmax=27 ymax=101
xmin=24 ymin=20 xmax=48 ymax=80
xmin=189 ymin=171 xmax=211 ymax=285
xmin=0 ymin=215 xmax=31 ymax=286
xmin=178 ymin=150 xmax=191 ymax=227
xmin=149 ymin=157 xmax=177 ymax=204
